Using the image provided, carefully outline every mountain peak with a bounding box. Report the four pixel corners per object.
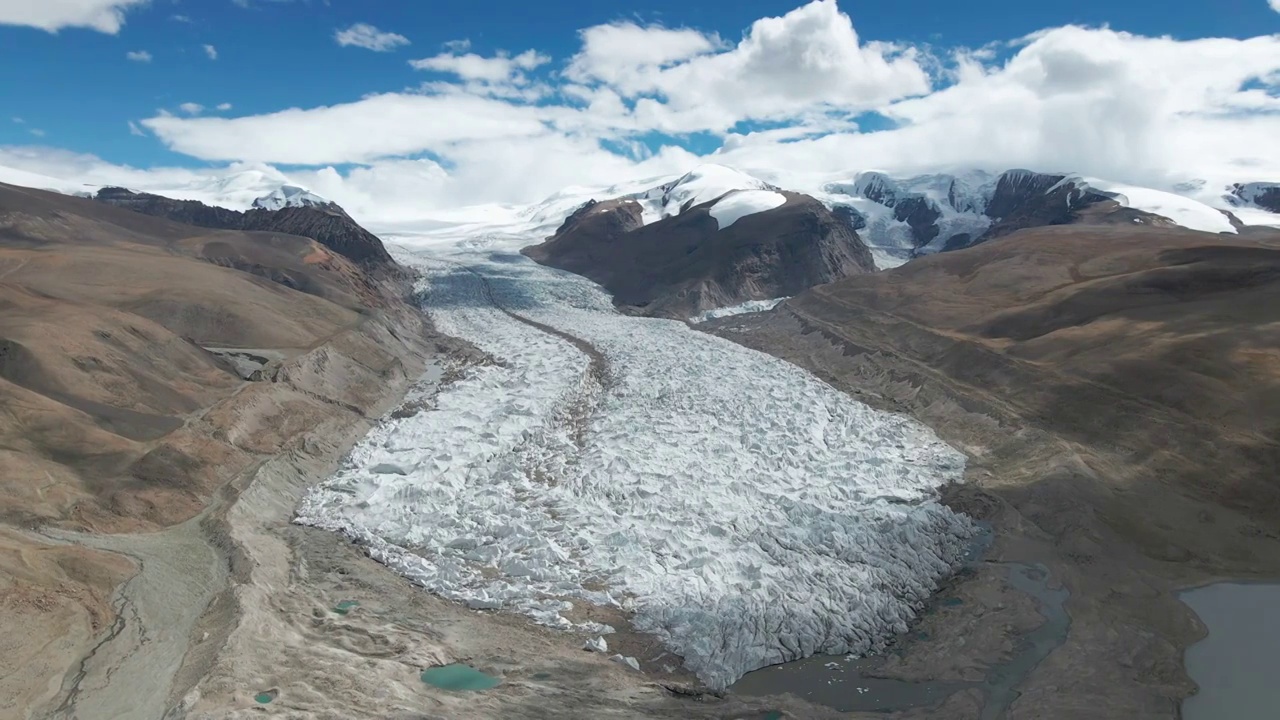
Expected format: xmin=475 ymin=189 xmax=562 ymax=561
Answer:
xmin=251 ymin=184 xmax=333 ymax=211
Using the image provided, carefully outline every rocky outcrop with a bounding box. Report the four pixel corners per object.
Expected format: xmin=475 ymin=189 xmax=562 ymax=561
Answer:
xmin=1230 ymin=182 xmax=1280 ymax=213
xmin=94 ymin=187 xmax=394 ymax=267
xmin=979 ymin=170 xmax=1116 ymax=242
xmin=524 ymin=192 xmax=874 ymax=318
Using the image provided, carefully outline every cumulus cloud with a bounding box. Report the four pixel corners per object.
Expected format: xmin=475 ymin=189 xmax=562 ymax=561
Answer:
xmin=178 ymin=102 xmax=204 ymax=115
xmin=566 ymin=23 xmax=724 ymax=83
xmin=140 ymin=92 xmax=557 ymax=164
xmin=6 ymin=1 xmax=1280 ymax=223
xmin=410 ymin=48 xmax=552 ymax=100
xmin=566 ymin=1 xmax=929 ymax=133
xmin=0 ymin=0 xmax=147 ymax=33
xmin=126 ymin=50 xmax=151 ymax=62
xmin=203 ymin=44 xmax=218 ymax=60
xmin=411 ymin=49 xmax=550 ymax=83
xmin=335 ymin=23 xmax=410 ymax=52
xmin=216 ymin=102 xmax=232 ymax=111
xmin=1271 ymin=0 xmax=1280 ymax=13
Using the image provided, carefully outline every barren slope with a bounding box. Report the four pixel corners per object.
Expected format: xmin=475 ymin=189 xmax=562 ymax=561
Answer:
xmin=706 ymin=223 xmax=1280 ymax=718
xmin=0 ymin=181 xmax=439 ymax=719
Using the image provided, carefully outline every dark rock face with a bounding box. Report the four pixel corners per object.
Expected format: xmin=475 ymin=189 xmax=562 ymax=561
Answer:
xmin=94 ymin=187 xmax=393 ymax=267
xmin=893 ymin=196 xmax=942 ymax=247
xmin=976 ymin=171 xmax=1116 ymax=246
xmin=94 ymin=186 xmax=243 ymax=228
xmin=1231 ymin=183 xmax=1280 ymax=213
xmin=831 ymin=205 xmax=867 ymax=231
xmin=524 ymin=192 xmax=874 ymax=318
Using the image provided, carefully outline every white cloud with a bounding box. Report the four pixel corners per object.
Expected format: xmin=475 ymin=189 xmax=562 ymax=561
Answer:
xmin=171 ymin=14 xmax=191 ymax=23
xmin=566 ymin=22 xmax=724 ymax=85
xmin=564 ymin=0 xmax=931 ymax=133
xmin=141 ymin=93 xmax=552 ymax=164
xmin=11 ymin=117 xmax=22 ymax=124
xmin=126 ymin=50 xmax=152 ymax=62
xmin=335 ymin=23 xmax=409 ymax=52
xmin=177 ymin=102 xmax=204 ymax=115
xmin=0 ymin=0 xmax=147 ymax=33
xmin=411 ymin=49 xmax=550 ymax=83
xmin=203 ymin=44 xmax=218 ymax=60
xmin=128 ymin=121 xmax=145 ymax=136
xmin=410 ymin=49 xmax=552 ymax=100
xmin=1271 ymin=0 xmax=1280 ymax=14
xmin=216 ymin=102 xmax=232 ymax=111
xmin=442 ymin=38 xmax=471 ymax=53
xmin=29 ymin=129 xmax=45 ymax=138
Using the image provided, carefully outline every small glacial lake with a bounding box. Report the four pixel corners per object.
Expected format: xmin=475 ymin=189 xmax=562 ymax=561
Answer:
xmin=1181 ymin=582 xmax=1280 ymax=720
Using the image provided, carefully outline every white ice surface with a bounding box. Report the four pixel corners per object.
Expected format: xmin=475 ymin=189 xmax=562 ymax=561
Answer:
xmin=297 ymin=239 xmax=976 ymax=690
xmin=1081 ymin=178 xmax=1237 ymax=234
xmin=708 ymin=190 xmax=787 ymax=230
xmin=0 ymin=164 xmax=99 ymax=196
xmin=690 ymin=297 xmax=789 ymax=323
xmin=629 ymin=164 xmax=777 ymax=224
xmin=1226 ymin=206 xmax=1280 ymax=228
xmin=251 ymin=183 xmax=331 ymax=210
xmin=868 ymin=248 xmax=912 ymax=271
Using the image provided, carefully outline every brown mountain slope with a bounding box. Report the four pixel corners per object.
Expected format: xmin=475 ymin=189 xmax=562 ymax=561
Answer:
xmin=524 ymin=191 xmax=874 ymax=317
xmin=0 ymin=181 xmax=449 ymax=717
xmin=93 ymin=186 xmax=396 ymax=267
xmin=0 ymin=180 xmax=413 ymax=528
xmin=706 ymin=224 xmax=1280 ymax=718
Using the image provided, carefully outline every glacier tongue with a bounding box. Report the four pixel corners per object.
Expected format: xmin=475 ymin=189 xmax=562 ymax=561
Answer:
xmin=297 ymin=245 xmax=976 ymax=690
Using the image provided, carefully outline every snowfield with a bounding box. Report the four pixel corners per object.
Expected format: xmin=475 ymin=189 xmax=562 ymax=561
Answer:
xmin=690 ymin=297 xmax=790 ymax=323
xmin=1077 ymin=177 xmax=1237 ymax=234
xmin=708 ymin=189 xmax=788 ymax=229
xmin=251 ymin=183 xmax=332 ymax=210
xmin=297 ymin=240 xmax=977 ymax=689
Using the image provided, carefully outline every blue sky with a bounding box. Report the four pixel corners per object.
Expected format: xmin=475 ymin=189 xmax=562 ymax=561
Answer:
xmin=2 ymin=0 xmax=1276 ymax=168
xmin=0 ymin=0 xmax=1277 ymax=217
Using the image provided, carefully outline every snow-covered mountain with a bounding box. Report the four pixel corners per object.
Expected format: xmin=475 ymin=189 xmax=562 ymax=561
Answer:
xmin=809 ymin=169 xmax=1243 ymax=268
xmin=524 ymin=164 xmax=873 ymax=317
xmin=1228 ymin=182 xmax=1280 ymax=211
xmin=251 ymin=184 xmax=334 ymax=211
xmin=0 ymin=162 xmax=310 ymax=213
xmin=625 ymin=164 xmax=782 ymax=224
xmin=4 ymin=158 xmax=1278 ymax=273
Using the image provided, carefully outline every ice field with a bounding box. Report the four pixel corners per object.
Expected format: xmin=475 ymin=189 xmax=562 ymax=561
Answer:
xmin=296 ymin=241 xmax=977 ymax=689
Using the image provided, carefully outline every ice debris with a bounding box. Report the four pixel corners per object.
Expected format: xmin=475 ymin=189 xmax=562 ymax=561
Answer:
xmin=610 ymin=654 xmax=641 ymax=672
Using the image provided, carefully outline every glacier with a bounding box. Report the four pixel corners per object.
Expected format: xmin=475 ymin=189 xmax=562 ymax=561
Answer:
xmin=690 ymin=297 xmax=790 ymax=323
xmin=708 ymin=189 xmax=788 ymax=229
xmin=296 ymin=235 xmax=978 ymax=690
